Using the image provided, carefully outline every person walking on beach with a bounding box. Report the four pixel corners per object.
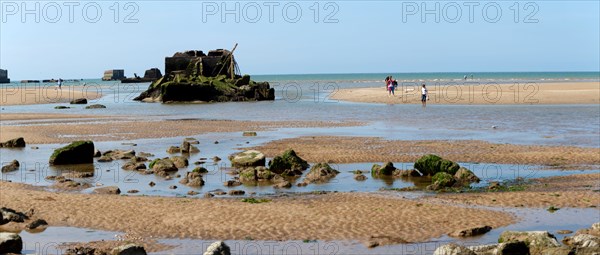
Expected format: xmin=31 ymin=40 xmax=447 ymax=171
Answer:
xmin=58 ymin=78 xmax=62 ymax=90
xmin=421 ymin=83 xmax=428 ymax=107
xmin=387 ymin=76 xmax=395 ymax=97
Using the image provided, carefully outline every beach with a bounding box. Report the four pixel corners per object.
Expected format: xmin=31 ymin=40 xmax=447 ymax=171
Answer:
xmin=1 ymin=75 xmax=599 ymax=254
xmin=331 ymin=82 xmax=600 ymax=105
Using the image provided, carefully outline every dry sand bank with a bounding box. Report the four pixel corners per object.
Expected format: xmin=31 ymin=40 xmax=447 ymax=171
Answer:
xmin=251 ymin=136 xmax=600 ymax=166
xmin=0 ymin=86 xmax=101 ymax=106
xmin=0 ymin=119 xmax=362 ymax=144
xmin=331 ymin=82 xmax=600 ymax=105
xmin=0 ymin=181 xmax=514 ymax=243
xmin=425 ymin=173 xmax=600 ymax=208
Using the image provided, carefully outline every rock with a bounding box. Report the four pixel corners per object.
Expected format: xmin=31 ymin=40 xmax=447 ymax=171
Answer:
xmin=243 ymin=131 xmax=257 ymax=136
xmin=85 ymin=104 xmax=106 ymax=109
xmin=557 ymin=230 xmax=574 ymax=235
xmin=179 ymin=172 xmax=205 ymax=187
xmin=189 ymin=145 xmax=200 ymax=153
xmin=213 ymin=156 xmax=221 ymax=162
xmin=433 ymin=243 xmax=476 ymax=255
xmin=229 ymin=150 xmax=266 ymax=168
xmin=52 ymin=179 xmax=90 ymax=189
xmin=394 ymin=169 xmax=421 ymax=177
xmin=133 ymin=49 xmax=274 ymax=103
xmin=70 ymin=98 xmax=87 ymax=104
xmin=121 ymin=161 xmax=147 ymax=171
xmin=499 ymin=231 xmax=560 ymax=253
xmin=427 ymin=172 xmax=456 ymax=190
xmin=414 ymin=154 xmax=460 ymax=176
xmin=454 ymin=167 xmax=480 ymax=184
xmin=148 ymin=181 xmax=156 ymax=187
xmin=466 ymin=244 xmax=498 ymax=254
xmin=150 ymin=158 xmax=178 ymax=175
xmin=138 ymin=152 xmax=154 ymax=157
xmin=103 ymin=149 xmax=136 ymax=160
xmin=54 ymin=106 xmax=70 ymax=109
xmin=239 ymin=167 xmax=274 ymax=183
xmin=167 ymin=146 xmax=180 ymax=154
xmin=592 ymin=222 xmax=600 ymax=230
xmin=98 ymin=155 xmax=113 ymax=162
xmin=0 ymin=232 xmax=23 ymax=254
xmin=273 ymin=180 xmax=292 ymax=188
xmin=193 ymin=167 xmax=209 ymax=173
xmin=488 ymin=181 xmax=502 ymax=190
xmin=224 ymin=180 xmax=242 ymax=187
xmin=0 ymin=207 xmax=28 ymax=224
xmin=169 ymin=185 xmax=177 ymax=189
xmin=228 ymin=190 xmax=245 ymax=196
xmin=563 ymin=234 xmax=600 ymax=248
xmin=65 ymin=246 xmax=97 ymax=255
xmin=204 ymin=192 xmax=214 ymax=198
xmin=1 ymin=160 xmax=19 ymax=172
xmin=0 ymin=137 xmax=25 ymax=148
xmin=214 ymin=191 xmax=227 ymax=195
xmin=170 ymin=156 xmax=189 ymax=168
xmin=203 ymin=241 xmax=231 ymax=255
xmin=354 ymin=174 xmax=367 ymax=181
xmin=93 ymin=149 xmax=102 ymax=157
xmin=111 ymin=243 xmax=147 ymax=255
xmin=31 ymin=146 xmax=39 ymax=149
xmin=187 ymin=191 xmax=199 ymax=196
xmin=268 ymin=149 xmax=309 ymax=174
xmin=127 ymin=190 xmax=139 ymax=194
xmin=448 ymin=226 xmax=492 ymax=237
xmin=62 ymin=171 xmax=94 ymax=178
xmin=94 ymin=186 xmax=121 ymax=195
xmin=304 ymin=163 xmax=339 ymax=183
xmin=49 ymin=141 xmax=94 ymax=165
xmin=495 ymin=241 xmax=530 ymax=255
xmin=181 ymin=140 xmax=191 ymax=153
xmin=25 ymin=219 xmax=48 ymax=229
xmin=371 ymin=162 xmax=396 ymax=176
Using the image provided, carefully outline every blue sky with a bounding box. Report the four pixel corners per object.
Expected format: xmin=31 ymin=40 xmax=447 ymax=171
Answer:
xmin=1 ymin=1 xmax=599 ymax=79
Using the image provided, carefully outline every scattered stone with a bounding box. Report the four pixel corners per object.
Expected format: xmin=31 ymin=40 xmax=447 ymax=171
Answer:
xmin=371 ymin=162 xmax=396 ymax=176
xmin=0 ymin=232 xmax=23 ymax=254
xmin=98 ymin=156 xmax=113 ymax=162
xmin=121 ymin=143 xmax=137 ymax=146
xmin=181 ymin=140 xmax=191 ymax=153
xmin=0 ymin=137 xmax=26 ymax=148
xmin=0 ymin=207 xmax=28 ymax=224
xmin=214 ymin=141 xmax=219 ymax=144
xmin=203 ymin=241 xmax=230 ymax=255
xmin=498 ymin=231 xmax=561 ymax=253
xmin=93 ymin=149 xmax=101 ymax=157
xmin=224 ymin=180 xmax=242 ymax=187
xmin=122 ymin=161 xmax=146 ymax=171
xmin=394 ymin=169 xmax=421 ymax=177
xmin=243 ymin=131 xmax=257 ymax=136
xmin=65 ymin=246 xmax=97 ymax=255
xmin=433 ymin=243 xmax=476 ymax=255
xmin=179 ymin=172 xmax=205 ymax=187
xmin=166 ymin=146 xmax=180 ymax=154
xmin=31 ymin=146 xmax=39 ymax=149
xmin=228 ymin=190 xmax=245 ymax=196
xmin=93 ymin=186 xmax=121 ymax=195
xmin=85 ymin=104 xmax=106 ymax=109
xmin=427 ymin=172 xmax=456 ymax=190
xmin=111 ymin=243 xmax=147 ymax=255
xmin=454 ymin=167 xmax=480 ymax=184
xmin=138 ymin=152 xmax=154 ymax=158
xmin=304 ymin=163 xmax=339 ymax=184
xmin=268 ymin=149 xmax=309 ymax=174
xmin=54 ymin=106 xmax=70 ymax=109
xmin=150 ymin=158 xmax=178 ymax=176
xmin=213 ymin=156 xmax=221 ymax=162
xmin=557 ymin=230 xmax=573 ymax=235
xmin=239 ymin=167 xmax=274 ymax=183
xmin=448 ymin=225 xmax=492 ymax=237
xmin=148 ymin=181 xmax=156 ymax=187
xmin=169 ymin=185 xmax=177 ymax=189
xmin=25 ymin=219 xmax=48 ymax=229
xmin=127 ymin=189 xmax=140 ymax=194
xmin=366 ymin=241 xmax=379 ymax=248
xmin=563 ymin=234 xmax=600 ymax=248
xmin=70 ymin=98 xmax=87 ymax=104
xmin=170 ymin=156 xmax=189 ymax=168
xmin=62 ymin=171 xmax=94 ymax=178
xmin=49 ymin=141 xmax=94 ymax=165
xmin=488 ymin=181 xmax=502 ymax=190
xmin=354 ymin=174 xmax=367 ymax=181
xmin=230 ymin=150 xmax=266 ymax=168
xmin=1 ymin=160 xmax=19 ymax=172
xmin=203 ymin=192 xmax=214 ymax=198
xmin=103 ymin=149 xmax=136 ymax=160
xmin=414 ymin=154 xmax=460 ymax=176
xmin=273 ymin=181 xmax=292 ymax=188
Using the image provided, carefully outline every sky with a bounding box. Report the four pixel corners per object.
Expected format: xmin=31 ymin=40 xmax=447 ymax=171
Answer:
xmin=1 ymin=1 xmax=599 ymax=80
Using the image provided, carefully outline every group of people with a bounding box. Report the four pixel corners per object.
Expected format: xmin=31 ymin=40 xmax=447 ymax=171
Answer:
xmin=384 ymin=76 xmax=429 ymax=107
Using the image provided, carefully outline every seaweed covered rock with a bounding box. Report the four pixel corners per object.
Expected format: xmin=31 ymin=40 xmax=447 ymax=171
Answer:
xmin=49 ymin=141 xmax=94 ymax=165
xmin=179 ymin=172 xmax=205 ymax=187
xmin=0 ymin=137 xmax=25 ymax=148
xmin=414 ymin=154 xmax=460 ymax=176
xmin=454 ymin=167 xmax=480 ymax=184
xmin=239 ymin=167 xmax=274 ymax=183
xmin=134 ymin=49 xmax=274 ymax=103
xmin=371 ymin=162 xmax=396 ymax=176
xmin=150 ymin=158 xmax=178 ymax=176
xmin=427 ymin=172 xmax=456 ymax=190
xmin=303 ymin=163 xmax=339 ymax=184
xmin=268 ymin=149 xmax=309 ymax=174
xmin=498 ymin=231 xmax=561 ymax=254
xmin=229 ymin=150 xmax=265 ymax=168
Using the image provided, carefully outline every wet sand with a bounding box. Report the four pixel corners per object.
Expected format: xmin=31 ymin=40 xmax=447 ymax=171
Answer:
xmin=0 ymin=181 xmax=514 ymax=243
xmin=331 ymin=82 xmax=600 ymax=105
xmin=251 ymin=136 xmax=600 ymax=166
xmin=425 ymin=173 xmax=600 ymax=208
xmin=0 ymin=119 xmax=362 ymax=144
xmin=0 ymin=86 xmax=101 ymax=106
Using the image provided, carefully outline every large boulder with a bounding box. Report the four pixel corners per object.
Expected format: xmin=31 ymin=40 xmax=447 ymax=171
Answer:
xmin=499 ymin=231 xmax=561 ymax=254
xmin=454 ymin=167 xmax=480 ymax=184
xmin=103 ymin=149 xmax=136 ymax=160
xmin=111 ymin=244 xmax=147 ymax=255
xmin=203 ymin=241 xmax=230 ymax=255
xmin=239 ymin=167 xmax=274 ymax=183
xmin=1 ymin=160 xmax=19 ymax=173
xmin=170 ymin=156 xmax=189 ymax=168
xmin=150 ymin=158 xmax=178 ymax=176
xmin=371 ymin=162 xmax=396 ymax=176
xmin=414 ymin=154 xmax=460 ymax=176
xmin=433 ymin=243 xmax=476 ymax=255
xmin=179 ymin=172 xmax=205 ymax=187
xmin=268 ymin=149 xmax=309 ymax=174
xmin=0 ymin=207 xmax=28 ymax=224
xmin=303 ymin=163 xmax=339 ymax=184
xmin=0 ymin=232 xmax=22 ymax=254
xmin=0 ymin=137 xmax=25 ymax=148
xmin=563 ymin=234 xmax=600 ymax=248
xmin=229 ymin=150 xmax=266 ymax=168
xmin=49 ymin=141 xmax=94 ymax=165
